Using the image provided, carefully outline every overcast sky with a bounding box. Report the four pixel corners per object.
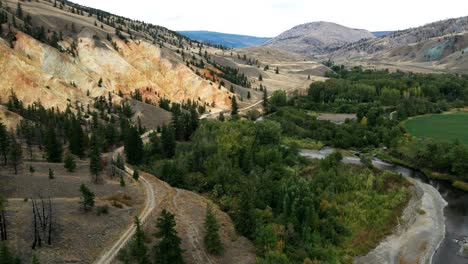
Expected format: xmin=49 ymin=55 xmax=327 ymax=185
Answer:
xmin=72 ymin=0 xmax=468 ymax=37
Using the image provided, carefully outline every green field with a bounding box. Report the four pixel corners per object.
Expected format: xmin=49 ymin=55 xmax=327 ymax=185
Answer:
xmin=404 ymin=112 xmax=468 ymax=145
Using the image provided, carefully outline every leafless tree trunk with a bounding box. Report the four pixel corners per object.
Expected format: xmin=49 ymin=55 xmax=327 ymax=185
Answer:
xmin=48 ymin=197 xmax=52 ymax=245
xmin=32 ymin=199 xmax=41 ymax=249
xmin=0 ymin=210 xmax=7 ymax=241
xmin=31 ymin=197 xmax=54 ymax=249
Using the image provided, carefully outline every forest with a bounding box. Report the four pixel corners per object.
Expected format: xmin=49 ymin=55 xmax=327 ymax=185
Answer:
xmin=1 ymin=65 xmax=467 ymax=263
xmin=302 ymin=67 xmax=468 ymax=118
xmin=142 ymin=119 xmax=409 ymax=263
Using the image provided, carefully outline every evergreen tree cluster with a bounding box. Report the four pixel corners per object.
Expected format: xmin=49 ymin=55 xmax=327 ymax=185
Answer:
xmin=118 ymin=211 xmax=186 ymax=264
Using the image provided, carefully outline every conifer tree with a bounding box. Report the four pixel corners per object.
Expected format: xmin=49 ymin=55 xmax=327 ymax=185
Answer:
xmin=133 ymin=170 xmax=140 ymax=181
xmin=231 ymin=96 xmax=239 ymax=117
xmin=0 ymin=122 xmax=10 ymax=165
xmin=89 ymin=135 xmax=102 ymax=184
xmin=203 ymin=205 xmax=223 ymax=254
xmin=79 ymin=184 xmax=95 ymax=212
xmin=161 ymin=125 xmax=176 ymax=158
xmin=16 ymin=2 xmax=23 ymax=19
xmin=154 ymin=210 xmax=184 ymax=264
xmin=8 ymin=135 xmax=22 ymax=175
xmin=32 ymin=255 xmax=40 ymax=264
xmin=262 ymin=88 xmax=269 ymax=113
xmin=130 ymin=217 xmax=150 ymax=264
xmin=69 ymin=117 xmax=86 ymax=158
xmin=124 ymin=126 xmax=143 ymax=165
xmin=44 ymin=128 xmax=62 ymax=162
xmin=48 ymin=168 xmax=55 ymax=179
xmin=218 ymin=113 xmax=225 ymax=122
xmin=64 ymin=153 xmax=76 ymax=172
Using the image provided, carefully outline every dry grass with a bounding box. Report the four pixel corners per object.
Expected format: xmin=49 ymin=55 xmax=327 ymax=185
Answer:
xmin=0 ymin=159 xmax=144 ymax=264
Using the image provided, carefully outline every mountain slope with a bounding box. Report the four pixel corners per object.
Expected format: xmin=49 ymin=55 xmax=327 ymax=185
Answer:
xmin=329 ymin=16 xmax=468 ymax=73
xmin=0 ymin=0 xmax=233 ymax=111
xmin=178 ymin=31 xmax=271 ymax=48
xmin=265 ymin=21 xmax=375 ymax=54
xmin=372 ymin=31 xmax=394 ymax=37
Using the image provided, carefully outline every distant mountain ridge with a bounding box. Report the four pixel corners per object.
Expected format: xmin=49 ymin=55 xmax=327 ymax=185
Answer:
xmin=329 ymin=16 xmax=468 ymax=73
xmin=264 ymin=21 xmax=375 ymax=54
xmin=372 ymin=31 xmax=394 ymax=37
xmin=178 ymin=31 xmax=271 ymax=48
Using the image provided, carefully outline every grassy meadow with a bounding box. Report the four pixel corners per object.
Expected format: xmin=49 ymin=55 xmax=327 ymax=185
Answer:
xmin=403 ymin=111 xmax=468 ymax=145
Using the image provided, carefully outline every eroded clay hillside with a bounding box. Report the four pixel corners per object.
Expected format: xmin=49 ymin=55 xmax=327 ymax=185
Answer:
xmin=0 ymin=0 xmax=232 ymax=111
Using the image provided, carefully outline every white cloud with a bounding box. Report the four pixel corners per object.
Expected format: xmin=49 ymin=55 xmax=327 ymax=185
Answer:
xmin=71 ymin=0 xmax=468 ymax=37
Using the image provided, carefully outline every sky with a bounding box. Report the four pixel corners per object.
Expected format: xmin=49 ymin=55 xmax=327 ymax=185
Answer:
xmin=72 ymin=0 xmax=468 ymax=37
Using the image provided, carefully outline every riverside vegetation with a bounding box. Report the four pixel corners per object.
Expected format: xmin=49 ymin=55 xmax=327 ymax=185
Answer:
xmin=128 ymin=66 xmax=467 ymax=263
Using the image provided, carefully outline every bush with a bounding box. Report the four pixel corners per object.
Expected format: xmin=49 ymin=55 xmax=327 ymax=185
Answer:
xmin=96 ymin=205 xmax=109 ymax=216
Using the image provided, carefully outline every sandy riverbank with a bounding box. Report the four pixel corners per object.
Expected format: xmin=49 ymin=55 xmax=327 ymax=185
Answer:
xmin=355 ymin=176 xmax=447 ymax=264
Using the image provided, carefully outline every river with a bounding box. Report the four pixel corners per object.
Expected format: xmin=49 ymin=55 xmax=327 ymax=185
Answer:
xmin=300 ymin=148 xmax=468 ymax=264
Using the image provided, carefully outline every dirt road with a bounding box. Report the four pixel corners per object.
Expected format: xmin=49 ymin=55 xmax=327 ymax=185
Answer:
xmin=94 ymin=147 xmax=255 ymax=264
xmin=94 ymin=151 xmax=156 ymax=264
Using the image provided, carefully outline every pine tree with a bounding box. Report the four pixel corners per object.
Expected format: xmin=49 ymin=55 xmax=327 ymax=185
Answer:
xmin=133 ymin=170 xmax=140 ymax=181
xmin=64 ymin=153 xmax=76 ymax=172
xmin=98 ymin=78 xmax=103 ymax=87
xmin=247 ymin=91 xmax=251 ymax=99
xmin=259 ymin=74 xmax=263 ymax=81
xmin=203 ymin=205 xmax=223 ymax=254
xmin=124 ymin=126 xmax=143 ymax=165
xmin=69 ymin=117 xmax=86 ymax=158
xmin=130 ymin=217 xmax=150 ymax=264
xmin=120 ymin=177 xmax=126 ymax=187
xmin=218 ymin=112 xmax=225 ymax=122
xmin=0 ymin=122 xmax=10 ymax=165
xmin=48 ymin=168 xmax=55 ymax=179
xmin=161 ymin=125 xmax=176 ymax=158
xmin=32 ymin=255 xmax=40 ymax=264
xmin=8 ymin=136 xmax=22 ymax=175
xmin=231 ymin=96 xmax=239 ymax=117
xmin=262 ymin=88 xmax=269 ymax=113
xmin=154 ymin=210 xmax=184 ymax=264
xmin=44 ymin=128 xmax=62 ymax=162
xmin=79 ymin=184 xmax=95 ymax=212
xmin=89 ymin=135 xmax=102 ymax=184
xmin=16 ymin=2 xmax=23 ymax=19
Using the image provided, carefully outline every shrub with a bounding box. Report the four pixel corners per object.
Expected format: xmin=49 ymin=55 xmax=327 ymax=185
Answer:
xmin=96 ymin=205 xmax=109 ymax=216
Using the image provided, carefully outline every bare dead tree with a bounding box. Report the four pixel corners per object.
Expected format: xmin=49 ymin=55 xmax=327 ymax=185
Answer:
xmin=48 ymin=197 xmax=52 ymax=245
xmin=0 ymin=209 xmax=7 ymax=241
xmin=31 ymin=197 xmax=54 ymax=249
xmin=31 ymin=199 xmax=41 ymax=249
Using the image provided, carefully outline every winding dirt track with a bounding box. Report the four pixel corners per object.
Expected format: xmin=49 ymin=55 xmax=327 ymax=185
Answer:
xmin=94 ymin=150 xmax=156 ymax=264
